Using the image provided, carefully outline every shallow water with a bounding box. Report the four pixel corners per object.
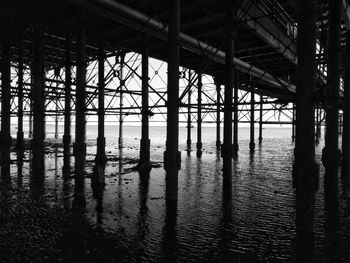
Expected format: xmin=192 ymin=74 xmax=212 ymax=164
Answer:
xmin=1 ymin=127 xmax=350 ymax=262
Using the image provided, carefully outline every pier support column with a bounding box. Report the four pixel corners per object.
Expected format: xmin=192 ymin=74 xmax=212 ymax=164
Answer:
xmin=258 ymin=92 xmax=263 ymax=144
xmin=118 ymin=53 xmax=125 ymax=149
xmin=0 ymin=34 xmax=12 ymax=164
xmin=63 ymin=33 xmax=72 ymax=174
xmin=164 ymin=0 xmax=181 ymax=203
xmin=233 ymin=72 xmax=239 ymax=156
xmin=222 ymin=0 xmax=235 ymax=178
xmin=216 ymin=81 xmax=221 ymax=149
xmin=196 ymin=73 xmax=202 ymax=157
xmin=32 ymin=24 xmax=45 ymax=171
xmin=322 ymin=0 xmax=341 ymax=176
xmin=138 ymin=35 xmax=151 ymax=172
xmin=294 ymin=0 xmax=318 ymax=235
xmin=16 ymin=36 xmax=24 ymax=150
xmin=187 ymin=70 xmax=192 ymax=150
xmin=292 ymin=103 xmax=296 ymax=141
xmin=187 ymin=89 xmax=192 ymax=150
xmin=74 ymin=23 xmax=87 ymax=174
xmin=249 ymin=84 xmax=255 ymax=152
xmin=342 ymin=32 xmax=350 ymax=178
xmin=54 ymin=67 xmax=60 ymax=140
xmin=95 ymin=41 xmax=107 ymax=166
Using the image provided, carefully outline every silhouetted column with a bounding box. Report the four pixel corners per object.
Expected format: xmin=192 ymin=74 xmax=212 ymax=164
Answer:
xmin=54 ymin=67 xmax=60 ymax=139
xmin=315 ymin=107 xmax=321 ymax=142
xmin=95 ymin=41 xmax=107 ymax=166
xmin=16 ymin=36 xmax=24 ymax=150
xmin=0 ymin=34 xmax=12 ymax=164
xmin=342 ymin=32 xmax=350 ymax=178
xmin=222 ymin=0 xmax=235 ymax=178
xmin=216 ymin=82 xmax=221 ymax=149
xmin=32 ymin=24 xmax=45 ymax=171
xmin=322 ymin=0 xmax=341 ymax=176
xmin=233 ymin=72 xmax=239 ymax=155
xmin=292 ymin=103 xmax=296 ymax=141
xmin=164 ymin=0 xmax=181 ymax=202
xmin=139 ymin=35 xmax=151 ymax=172
xmin=249 ymin=84 xmax=255 ymax=151
xmin=118 ymin=53 xmax=125 ymax=149
xmin=294 ymin=0 xmax=318 ymax=235
xmin=29 ymin=71 xmax=33 ymax=139
xmin=187 ymin=70 xmax=192 ymax=150
xmin=187 ymin=89 xmax=192 ymax=150
xmin=258 ymin=92 xmax=263 ymax=144
xmin=74 ymin=23 xmax=87 ymax=173
xmin=63 ymin=33 xmax=72 ymax=173
xmin=196 ymin=73 xmax=202 ymax=157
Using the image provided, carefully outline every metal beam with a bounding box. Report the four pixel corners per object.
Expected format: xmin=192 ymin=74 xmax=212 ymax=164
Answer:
xmin=66 ymin=0 xmax=295 ymax=94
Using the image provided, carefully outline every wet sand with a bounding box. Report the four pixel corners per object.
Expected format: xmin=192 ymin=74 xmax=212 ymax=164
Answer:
xmin=1 ymin=131 xmax=350 ymax=262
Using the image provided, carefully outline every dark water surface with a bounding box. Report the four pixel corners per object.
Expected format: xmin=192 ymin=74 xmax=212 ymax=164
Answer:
xmin=1 ymin=127 xmax=350 ymax=262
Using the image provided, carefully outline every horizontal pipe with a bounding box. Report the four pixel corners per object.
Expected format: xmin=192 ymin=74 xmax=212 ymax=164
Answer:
xmin=66 ymin=0 xmax=295 ymax=93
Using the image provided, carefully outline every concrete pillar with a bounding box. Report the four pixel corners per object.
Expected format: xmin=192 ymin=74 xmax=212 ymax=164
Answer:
xmin=258 ymin=92 xmax=263 ymax=144
xmin=294 ymin=0 xmax=318 ymax=235
xmin=249 ymin=84 xmax=256 ymax=152
xmin=74 ymin=23 xmax=87 ymax=174
xmin=342 ymin=32 xmax=350 ymax=178
xmin=196 ymin=73 xmax=202 ymax=157
xmin=95 ymin=41 xmax=107 ymax=166
xmin=222 ymin=0 xmax=235 ymax=178
xmin=139 ymin=35 xmax=151 ymax=172
xmin=118 ymin=53 xmax=125 ymax=149
xmin=322 ymin=0 xmax=341 ymax=176
xmin=32 ymin=24 xmax=45 ymax=171
xmin=187 ymin=89 xmax=192 ymax=150
xmin=233 ymin=72 xmax=239 ymax=155
xmin=216 ymin=82 xmax=221 ymax=149
xmin=16 ymin=35 xmax=24 ymax=150
xmin=63 ymin=33 xmax=72 ymax=174
xmin=0 ymin=34 xmax=12 ymax=164
xmin=164 ymin=0 xmax=181 ymax=202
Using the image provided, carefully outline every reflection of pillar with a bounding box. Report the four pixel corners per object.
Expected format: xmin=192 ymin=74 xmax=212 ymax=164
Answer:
xmin=343 ymin=32 xmax=350 ymax=178
xmin=74 ymin=23 xmax=87 ymax=174
xmin=233 ymin=72 xmax=239 ymax=155
xmin=249 ymin=83 xmax=255 ymax=152
xmin=32 ymin=24 xmax=45 ymax=171
xmin=216 ymin=82 xmax=221 ymax=149
xmin=222 ymin=0 xmax=235 ymax=178
xmin=139 ymin=35 xmax=151 ymax=172
xmin=164 ymin=0 xmax=181 ymax=202
xmin=294 ymin=0 xmax=318 ymax=235
xmin=258 ymin=92 xmax=263 ymax=144
xmin=63 ymin=33 xmax=71 ymax=174
xmin=29 ymin=70 xmax=33 ymax=139
xmin=17 ymin=35 xmax=24 ymax=150
xmin=0 ymin=34 xmax=12 ymax=164
xmin=322 ymin=0 xmax=341 ymax=176
xmin=196 ymin=73 xmax=202 ymax=157
xmin=95 ymin=41 xmax=107 ymax=166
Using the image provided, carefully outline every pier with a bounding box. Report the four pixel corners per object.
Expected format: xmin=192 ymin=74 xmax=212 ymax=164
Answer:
xmin=1 ymin=0 xmax=350 ymax=261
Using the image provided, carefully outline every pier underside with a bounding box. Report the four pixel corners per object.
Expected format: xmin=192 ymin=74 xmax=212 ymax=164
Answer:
xmin=1 ymin=0 xmax=350 ymax=262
